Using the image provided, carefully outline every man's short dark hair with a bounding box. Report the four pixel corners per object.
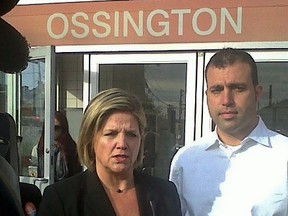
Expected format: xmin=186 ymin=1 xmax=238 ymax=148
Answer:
xmin=205 ymin=48 xmax=258 ymax=86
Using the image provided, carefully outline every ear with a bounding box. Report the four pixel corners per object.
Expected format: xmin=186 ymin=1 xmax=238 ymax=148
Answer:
xmin=255 ymin=85 xmax=263 ymax=101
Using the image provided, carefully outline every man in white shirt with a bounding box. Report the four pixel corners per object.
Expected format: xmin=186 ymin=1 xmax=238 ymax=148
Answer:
xmin=169 ymin=48 xmax=288 ymax=216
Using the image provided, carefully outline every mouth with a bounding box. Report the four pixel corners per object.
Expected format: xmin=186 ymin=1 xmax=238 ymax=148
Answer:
xmin=112 ymin=154 xmax=129 ymax=162
xmin=219 ymin=111 xmax=237 ymax=119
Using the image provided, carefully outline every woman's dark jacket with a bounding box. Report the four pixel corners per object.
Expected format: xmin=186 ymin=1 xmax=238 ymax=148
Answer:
xmin=38 ymin=170 xmax=181 ymax=216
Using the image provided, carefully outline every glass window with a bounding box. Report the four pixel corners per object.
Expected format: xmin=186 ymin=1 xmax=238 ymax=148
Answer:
xmin=257 ymin=62 xmax=288 ymax=136
xmin=0 ymin=72 xmax=16 ymax=114
xmin=99 ymin=63 xmax=186 ymax=179
xmin=0 ymin=72 xmax=8 ymax=112
xmin=18 ymin=59 xmax=45 ymax=177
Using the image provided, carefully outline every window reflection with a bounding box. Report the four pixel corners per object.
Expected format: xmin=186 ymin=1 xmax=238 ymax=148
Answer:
xmin=18 ymin=59 xmax=45 ymax=176
xmin=0 ymin=72 xmax=15 ymax=113
xmin=0 ymin=72 xmax=8 ymax=112
xmin=99 ymin=63 xmax=186 ymax=179
xmin=257 ymin=62 xmax=288 ymax=136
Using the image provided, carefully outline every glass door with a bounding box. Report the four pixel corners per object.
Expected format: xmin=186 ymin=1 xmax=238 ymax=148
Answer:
xmin=0 ymin=68 xmax=16 ymax=115
xmin=252 ymin=51 xmax=288 ymax=136
xmin=18 ymin=46 xmax=56 ymax=193
xmin=86 ymin=53 xmax=196 ymax=179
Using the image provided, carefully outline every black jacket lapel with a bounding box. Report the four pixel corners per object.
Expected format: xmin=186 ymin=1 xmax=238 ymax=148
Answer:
xmin=135 ymin=172 xmax=160 ymax=216
xmin=81 ymin=171 xmax=117 ymax=216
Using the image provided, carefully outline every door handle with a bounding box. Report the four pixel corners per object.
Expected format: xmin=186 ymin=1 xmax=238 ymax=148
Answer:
xmin=33 ymin=178 xmax=48 ymax=185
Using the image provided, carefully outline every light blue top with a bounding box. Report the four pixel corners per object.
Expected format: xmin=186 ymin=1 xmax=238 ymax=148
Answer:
xmin=169 ymin=117 xmax=288 ymax=216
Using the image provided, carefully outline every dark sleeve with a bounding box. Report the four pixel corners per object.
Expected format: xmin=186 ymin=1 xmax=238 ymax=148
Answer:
xmin=38 ymin=185 xmax=65 ymax=216
xmin=154 ymin=180 xmax=182 ymax=216
xmin=138 ymin=172 xmax=182 ymax=216
xmin=166 ymin=181 xmax=182 ymax=216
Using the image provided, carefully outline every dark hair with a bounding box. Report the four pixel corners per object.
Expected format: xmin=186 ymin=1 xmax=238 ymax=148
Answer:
xmin=54 ymin=111 xmax=70 ymax=140
xmin=38 ymin=111 xmax=72 ymax=151
xmin=37 ymin=111 xmax=82 ymax=177
xmin=205 ymin=48 xmax=258 ymax=86
xmin=37 ymin=111 xmax=72 ymax=164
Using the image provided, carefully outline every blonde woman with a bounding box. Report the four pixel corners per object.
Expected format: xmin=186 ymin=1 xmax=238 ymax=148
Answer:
xmin=39 ymin=88 xmax=181 ymax=216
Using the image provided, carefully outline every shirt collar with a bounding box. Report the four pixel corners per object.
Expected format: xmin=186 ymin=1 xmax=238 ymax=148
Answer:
xmin=205 ymin=116 xmax=272 ymax=150
xmin=205 ymin=131 xmax=220 ymax=150
xmin=244 ymin=116 xmax=272 ymax=148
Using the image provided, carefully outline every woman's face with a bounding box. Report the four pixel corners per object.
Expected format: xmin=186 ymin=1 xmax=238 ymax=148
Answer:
xmin=54 ymin=118 xmax=63 ymax=141
xmin=93 ymin=112 xmax=141 ymax=175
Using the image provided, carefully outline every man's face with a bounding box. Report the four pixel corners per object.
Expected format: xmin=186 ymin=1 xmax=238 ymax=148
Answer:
xmin=206 ymin=62 xmax=263 ymax=139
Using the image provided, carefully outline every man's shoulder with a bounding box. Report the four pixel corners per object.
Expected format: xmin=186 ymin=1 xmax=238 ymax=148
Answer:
xmin=269 ymin=130 xmax=288 ymax=151
xmin=257 ymin=117 xmax=288 ymax=145
xmin=177 ymin=132 xmax=215 ymax=154
xmin=263 ymin=126 xmax=288 ymax=143
xmin=271 ymin=130 xmax=288 ymax=141
xmin=171 ymin=132 xmax=216 ymax=166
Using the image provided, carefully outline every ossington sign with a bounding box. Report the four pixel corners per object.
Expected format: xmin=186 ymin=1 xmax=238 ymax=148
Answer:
xmin=3 ymin=0 xmax=288 ymax=46
xmin=46 ymin=8 xmax=242 ymax=39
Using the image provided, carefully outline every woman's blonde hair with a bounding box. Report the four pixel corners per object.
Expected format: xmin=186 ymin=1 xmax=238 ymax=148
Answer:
xmin=77 ymin=88 xmax=147 ymax=171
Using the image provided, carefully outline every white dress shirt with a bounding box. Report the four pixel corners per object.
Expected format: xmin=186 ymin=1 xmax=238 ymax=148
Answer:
xmin=169 ymin=117 xmax=288 ymax=216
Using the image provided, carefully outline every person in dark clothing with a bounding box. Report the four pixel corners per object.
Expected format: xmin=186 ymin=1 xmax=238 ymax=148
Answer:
xmin=36 ymin=111 xmax=82 ymax=181
xmin=39 ymin=88 xmax=181 ymax=216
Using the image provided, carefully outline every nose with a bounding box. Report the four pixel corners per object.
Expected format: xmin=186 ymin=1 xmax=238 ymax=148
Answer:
xmin=221 ymin=89 xmax=234 ymax=107
xmin=116 ymin=133 xmax=128 ymax=149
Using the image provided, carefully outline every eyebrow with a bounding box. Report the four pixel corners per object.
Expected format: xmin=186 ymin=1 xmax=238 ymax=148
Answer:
xmin=209 ymin=82 xmax=247 ymax=91
xmin=228 ymin=83 xmax=247 ymax=88
xmin=210 ymin=82 xmax=246 ymax=87
xmin=103 ymin=128 xmax=138 ymax=132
